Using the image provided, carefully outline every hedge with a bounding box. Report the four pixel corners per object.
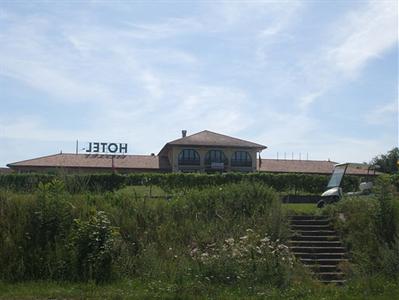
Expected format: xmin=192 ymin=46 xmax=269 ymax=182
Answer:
xmin=0 ymin=172 xmax=362 ymax=194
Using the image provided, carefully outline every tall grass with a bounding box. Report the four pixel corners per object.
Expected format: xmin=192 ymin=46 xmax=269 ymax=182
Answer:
xmin=0 ymin=180 xmax=295 ymax=286
xmin=323 ymin=175 xmax=399 ymax=279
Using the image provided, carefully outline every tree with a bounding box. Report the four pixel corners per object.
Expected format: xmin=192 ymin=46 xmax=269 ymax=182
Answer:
xmin=371 ymin=147 xmax=399 ymax=174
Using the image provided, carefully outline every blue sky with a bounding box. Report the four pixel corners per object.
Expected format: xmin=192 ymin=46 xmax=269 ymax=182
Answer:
xmin=0 ymin=0 xmax=397 ymax=167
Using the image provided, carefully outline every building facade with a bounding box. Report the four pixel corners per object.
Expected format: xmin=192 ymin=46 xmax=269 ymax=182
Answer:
xmin=7 ymin=130 xmax=266 ymax=174
xmin=6 ymin=130 xmax=372 ymax=176
xmin=158 ymin=130 xmax=266 ymax=173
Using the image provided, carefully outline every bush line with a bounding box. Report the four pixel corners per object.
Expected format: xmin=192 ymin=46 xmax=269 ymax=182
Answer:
xmin=0 ymin=172 xmax=363 ymax=194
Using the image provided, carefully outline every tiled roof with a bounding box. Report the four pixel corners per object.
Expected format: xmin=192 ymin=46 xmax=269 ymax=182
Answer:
xmin=159 ymin=130 xmax=267 ymax=155
xmin=8 ymin=153 xmax=171 ymax=170
xmin=258 ymin=159 xmax=374 ymax=175
xmin=0 ymin=167 xmax=13 ymax=174
xmin=7 ymin=153 xmax=374 ymax=176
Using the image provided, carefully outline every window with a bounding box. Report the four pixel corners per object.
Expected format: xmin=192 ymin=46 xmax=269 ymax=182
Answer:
xmin=231 ymin=151 xmax=252 ymax=167
xmin=178 ymin=149 xmax=200 ymax=165
xmin=205 ymin=150 xmax=227 ymax=165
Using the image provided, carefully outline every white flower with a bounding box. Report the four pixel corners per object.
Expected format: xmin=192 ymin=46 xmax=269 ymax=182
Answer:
xmin=260 ymin=237 xmax=270 ymax=243
xmin=225 ymin=238 xmax=235 ymax=245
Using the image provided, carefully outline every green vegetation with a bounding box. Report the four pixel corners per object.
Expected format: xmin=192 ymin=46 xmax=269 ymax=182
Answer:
xmin=0 ymin=171 xmax=361 ymax=194
xmin=0 ymin=175 xmax=398 ymax=299
xmin=0 ymin=181 xmax=293 ymax=284
xmin=283 ymin=203 xmax=319 ymax=215
xmin=323 ymin=175 xmax=399 ymax=280
xmin=371 ymin=147 xmax=399 ymax=174
xmin=1 ymin=277 xmax=399 ymax=299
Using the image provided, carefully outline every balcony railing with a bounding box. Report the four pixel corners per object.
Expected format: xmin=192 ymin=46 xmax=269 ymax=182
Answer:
xmin=204 ymin=159 xmax=228 ymax=166
xmin=231 ymin=160 xmax=252 ymax=167
xmin=178 ymin=159 xmax=200 ymax=166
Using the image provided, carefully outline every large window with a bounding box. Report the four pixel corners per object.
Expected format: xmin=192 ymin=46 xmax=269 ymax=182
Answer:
xmin=231 ymin=151 xmax=252 ymax=167
xmin=178 ymin=149 xmax=200 ymax=165
xmin=205 ymin=150 xmax=227 ymax=165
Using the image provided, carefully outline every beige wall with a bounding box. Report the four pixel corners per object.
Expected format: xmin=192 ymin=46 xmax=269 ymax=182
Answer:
xmin=170 ymin=146 xmax=258 ymax=172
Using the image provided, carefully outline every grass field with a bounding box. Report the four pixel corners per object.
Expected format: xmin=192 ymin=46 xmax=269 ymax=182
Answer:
xmin=1 ymin=278 xmax=398 ymax=300
xmin=1 ymin=178 xmax=397 ymax=300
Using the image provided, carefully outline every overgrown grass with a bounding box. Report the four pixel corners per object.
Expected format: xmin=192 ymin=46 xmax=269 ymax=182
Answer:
xmin=0 ymin=181 xmax=295 ymax=286
xmin=1 ymin=276 xmax=398 ymax=299
xmin=322 ymin=175 xmax=399 ymax=280
xmin=115 ymin=185 xmax=166 ymax=198
xmin=0 ymin=176 xmax=398 ymax=299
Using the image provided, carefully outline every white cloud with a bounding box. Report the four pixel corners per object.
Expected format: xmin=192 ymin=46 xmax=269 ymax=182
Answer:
xmin=298 ymin=90 xmax=325 ymax=110
xmin=364 ymin=101 xmax=398 ymax=125
xmin=122 ymin=17 xmax=203 ymax=39
xmin=296 ymin=0 xmax=398 ymax=109
xmin=0 ymin=2 xmax=397 ymax=167
xmin=327 ymin=1 xmax=397 ymax=76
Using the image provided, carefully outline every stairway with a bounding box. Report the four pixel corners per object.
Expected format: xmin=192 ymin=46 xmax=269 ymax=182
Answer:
xmin=289 ymin=215 xmax=347 ymax=284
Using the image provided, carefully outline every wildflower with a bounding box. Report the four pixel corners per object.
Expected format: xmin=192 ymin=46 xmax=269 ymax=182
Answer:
xmin=232 ymin=248 xmax=240 ymax=257
xmin=190 ymin=247 xmax=198 ymax=257
xmin=225 ymin=238 xmax=235 ymax=245
xmin=260 ymin=237 xmax=270 ymax=243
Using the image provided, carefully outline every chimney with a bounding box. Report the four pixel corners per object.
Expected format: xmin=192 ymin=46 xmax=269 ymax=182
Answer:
xmin=182 ymin=130 xmax=187 ymax=138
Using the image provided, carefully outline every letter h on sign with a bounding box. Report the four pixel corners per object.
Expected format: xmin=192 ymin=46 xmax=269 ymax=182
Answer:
xmin=119 ymin=143 xmax=128 ymax=154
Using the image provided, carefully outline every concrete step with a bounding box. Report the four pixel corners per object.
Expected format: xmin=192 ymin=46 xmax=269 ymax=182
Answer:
xmin=291 ymin=224 xmax=334 ymax=231
xmin=292 ymin=230 xmax=337 ymax=236
xmin=290 ymin=219 xmax=330 ymax=226
xmin=291 ymin=246 xmax=346 ymax=254
xmin=289 ymin=215 xmax=330 ymax=221
xmin=289 ymin=214 xmax=348 ymax=285
xmin=291 ymin=235 xmax=340 ymax=242
xmin=300 ymin=258 xmax=348 ymax=265
xmin=305 ymin=264 xmax=341 ymax=272
xmin=319 ymin=279 xmax=346 ymax=285
xmin=289 ymin=241 xmax=343 ymax=248
xmin=293 ymin=252 xmax=346 ymax=260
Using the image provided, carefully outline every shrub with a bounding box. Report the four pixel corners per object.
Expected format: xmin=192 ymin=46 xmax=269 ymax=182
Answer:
xmin=374 ymin=175 xmax=399 ymax=245
xmin=379 ymin=237 xmax=399 ymax=280
xmin=190 ymin=229 xmax=295 ymax=287
xmin=71 ymin=211 xmax=119 ymax=283
xmin=323 ymin=177 xmax=399 ymax=278
xmin=0 ymin=172 xmax=361 ymax=195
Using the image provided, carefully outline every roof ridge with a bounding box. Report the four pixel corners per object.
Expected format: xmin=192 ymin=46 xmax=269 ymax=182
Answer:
xmin=202 ymin=130 xmax=266 ymax=146
xmin=166 ymin=130 xmax=206 ymax=144
xmin=166 ymin=130 xmax=266 ymax=148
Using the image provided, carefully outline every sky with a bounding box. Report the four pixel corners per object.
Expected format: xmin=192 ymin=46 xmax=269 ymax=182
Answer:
xmin=0 ymin=0 xmax=398 ymax=167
